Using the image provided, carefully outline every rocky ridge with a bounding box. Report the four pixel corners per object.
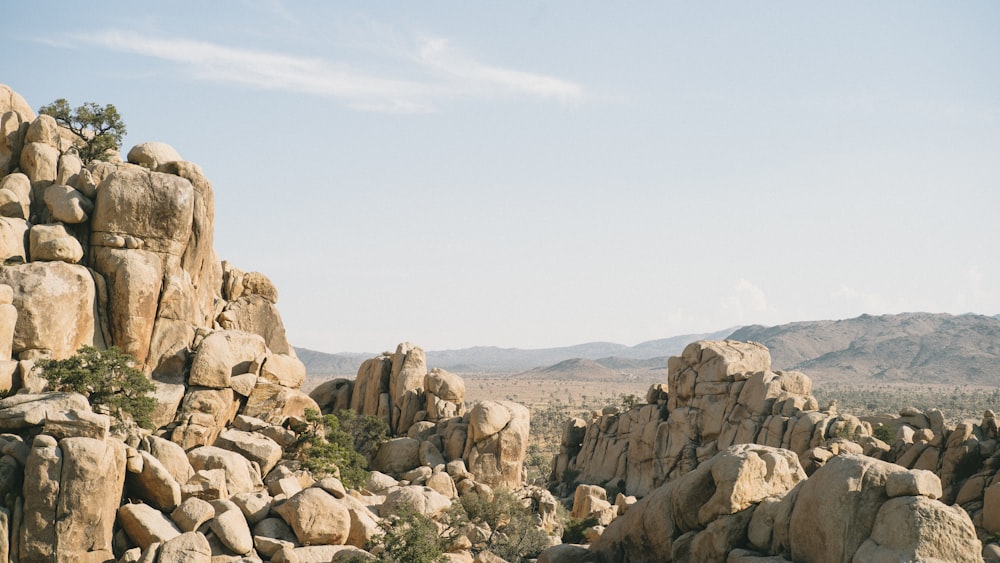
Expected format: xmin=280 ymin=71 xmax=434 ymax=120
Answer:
xmin=546 ymin=339 xmax=998 ymax=562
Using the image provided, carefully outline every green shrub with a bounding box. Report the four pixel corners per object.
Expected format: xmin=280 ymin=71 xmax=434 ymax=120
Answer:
xmin=34 ymin=346 xmax=156 ymax=433
xmin=873 ymin=424 xmax=895 ymax=443
xmin=562 ymin=514 xmax=599 ymax=544
xmin=294 ymin=409 xmax=388 ymax=489
xmin=445 ymin=489 xmax=551 ymax=562
xmin=365 ymin=502 xmax=446 ymax=563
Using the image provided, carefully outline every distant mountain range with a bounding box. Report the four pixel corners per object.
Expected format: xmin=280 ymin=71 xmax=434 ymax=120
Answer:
xmin=730 ymin=312 xmax=1000 ymax=384
xmin=295 ymin=328 xmax=734 ymax=377
xmin=297 ymin=312 xmax=1000 ymax=384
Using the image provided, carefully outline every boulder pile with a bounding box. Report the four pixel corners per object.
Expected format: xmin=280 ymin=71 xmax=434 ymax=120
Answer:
xmin=548 ymin=340 xmax=994 ymax=561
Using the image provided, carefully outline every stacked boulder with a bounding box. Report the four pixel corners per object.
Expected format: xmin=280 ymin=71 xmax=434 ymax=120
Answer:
xmin=311 ymin=343 xmax=530 ymax=491
xmin=573 ymin=445 xmax=982 ymax=562
xmin=553 ymin=340 xmax=869 ymax=497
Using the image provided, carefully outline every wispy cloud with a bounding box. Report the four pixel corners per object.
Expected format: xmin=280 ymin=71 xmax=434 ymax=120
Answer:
xmin=416 ymin=37 xmax=583 ymax=104
xmin=65 ymin=28 xmax=585 ymax=113
xmin=719 ymin=278 xmax=780 ymax=324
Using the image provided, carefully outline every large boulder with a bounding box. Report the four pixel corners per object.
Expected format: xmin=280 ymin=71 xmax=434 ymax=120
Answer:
xmin=28 ymin=223 xmax=84 ymax=263
xmin=127 ymin=142 xmax=182 ymax=169
xmin=242 ymin=382 xmax=319 ymax=425
xmin=591 ymin=445 xmax=806 ymax=562
xmin=854 ymin=495 xmax=981 ymax=562
xmin=787 ymin=454 xmax=904 ymax=562
xmin=465 ymin=400 xmax=530 ymax=489
xmin=187 ymin=446 xmax=263 ymax=496
xmin=188 ymin=330 xmax=266 ymax=389
xmin=274 ymin=488 xmax=350 ymax=546
xmin=218 ymin=296 xmax=293 ymax=355
xmin=0 ymin=262 xmax=99 ymax=358
xmin=20 ymin=434 xmax=127 ymax=560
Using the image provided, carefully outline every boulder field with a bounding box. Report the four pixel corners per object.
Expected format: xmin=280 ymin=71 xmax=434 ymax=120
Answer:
xmin=0 ymin=83 xmax=994 ymax=561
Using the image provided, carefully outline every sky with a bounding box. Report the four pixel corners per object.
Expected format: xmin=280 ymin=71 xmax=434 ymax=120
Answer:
xmin=2 ymin=2 xmax=998 ymax=353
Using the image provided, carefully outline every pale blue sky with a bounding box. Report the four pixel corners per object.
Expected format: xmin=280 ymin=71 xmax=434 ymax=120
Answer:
xmin=3 ymin=2 xmax=998 ymax=353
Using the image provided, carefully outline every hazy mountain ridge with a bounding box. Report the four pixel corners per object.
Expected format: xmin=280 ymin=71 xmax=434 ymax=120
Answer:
xmin=296 ymin=328 xmax=733 ymax=376
xmin=728 ymin=312 xmax=1000 ymax=384
xmin=297 ymin=313 xmax=1000 ymax=384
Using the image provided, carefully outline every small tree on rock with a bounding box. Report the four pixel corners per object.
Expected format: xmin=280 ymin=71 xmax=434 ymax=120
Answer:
xmin=38 ymin=98 xmax=126 ymax=163
xmin=34 ymin=346 xmax=156 ymax=433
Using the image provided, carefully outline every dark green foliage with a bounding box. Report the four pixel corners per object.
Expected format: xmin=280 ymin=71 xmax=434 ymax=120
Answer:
xmin=445 ymin=489 xmax=551 ymax=562
xmin=38 ymin=98 xmax=126 ymax=163
xmin=619 ymin=393 xmax=641 ymax=411
xmin=872 ymin=424 xmax=895 ymax=444
xmin=365 ymin=502 xmax=446 ymax=563
xmin=562 ymin=514 xmax=599 ymax=544
xmin=294 ymin=409 xmax=388 ymax=489
xmin=35 ymin=346 xmax=156 ymax=432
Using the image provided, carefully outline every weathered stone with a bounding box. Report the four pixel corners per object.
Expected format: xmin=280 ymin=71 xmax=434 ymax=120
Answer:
xmin=42 ymin=408 xmax=109 ymax=440
xmin=181 ymin=469 xmax=229 ymax=501
xmin=127 ymin=142 xmax=183 ymax=169
xmin=187 ymin=446 xmax=263 ymax=496
xmin=145 ymin=435 xmax=195 ymax=486
xmin=274 ymin=488 xmax=350 ymax=546
xmin=19 ymin=141 xmax=59 ymax=184
xmin=854 ymin=495 xmax=981 ymax=563
xmin=171 ymin=497 xmax=216 ymax=532
xmin=0 ymin=392 xmax=91 ymax=430
xmin=219 ymin=296 xmax=293 ymax=355
xmin=0 ymin=173 xmax=30 ymax=219
xmin=209 ymin=499 xmax=254 ymax=555
xmin=29 ymin=223 xmax=84 ymax=263
xmin=465 ymin=400 xmax=530 ymax=489
xmin=0 ymin=262 xmax=98 ymax=358
xmin=216 ymin=428 xmax=283 ymax=475
xmin=189 ymin=330 xmax=267 ymax=389
xmin=44 ymin=184 xmax=92 ymax=223
xmin=231 ymin=490 xmax=273 ymax=525
xmin=172 ymin=387 xmax=237 ymax=449
xmin=242 ymin=381 xmax=319 ymax=426
xmin=382 ymin=485 xmax=452 ymax=518
xmin=118 ymin=503 xmax=182 ymax=550
xmin=372 ymin=437 xmax=421 ymax=475
xmin=310 ymin=378 xmax=353 ymax=413
xmin=157 ymin=531 xmax=212 ymax=563
xmin=260 ymin=352 xmax=307 ymax=389
xmin=127 ymin=450 xmax=182 ymax=512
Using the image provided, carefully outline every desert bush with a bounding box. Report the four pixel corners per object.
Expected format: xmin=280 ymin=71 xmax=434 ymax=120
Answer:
xmin=294 ymin=409 xmax=388 ymax=489
xmin=562 ymin=513 xmax=600 ymax=544
xmin=364 ymin=501 xmax=446 ymax=562
xmin=445 ymin=488 xmax=552 ymax=562
xmin=34 ymin=346 xmax=155 ymax=433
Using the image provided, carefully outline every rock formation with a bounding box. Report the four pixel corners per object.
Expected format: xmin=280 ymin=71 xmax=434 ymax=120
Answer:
xmin=550 ymin=340 xmax=998 ymax=561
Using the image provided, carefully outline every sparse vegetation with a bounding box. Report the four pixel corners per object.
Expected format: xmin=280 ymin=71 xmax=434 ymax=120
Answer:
xmin=39 ymin=98 xmax=126 ymax=163
xmin=294 ymin=409 xmax=388 ymax=489
xmin=562 ymin=513 xmax=600 ymax=544
xmin=34 ymin=346 xmax=156 ymax=433
xmin=445 ymin=489 xmax=552 ymax=562
xmin=365 ymin=502 xmax=446 ymax=563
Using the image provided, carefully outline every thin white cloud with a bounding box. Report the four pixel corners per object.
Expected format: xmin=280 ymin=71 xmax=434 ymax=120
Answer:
xmin=416 ymin=37 xmax=583 ymax=104
xmin=720 ymin=278 xmax=779 ymax=324
xmin=66 ymin=29 xmax=585 ymax=113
